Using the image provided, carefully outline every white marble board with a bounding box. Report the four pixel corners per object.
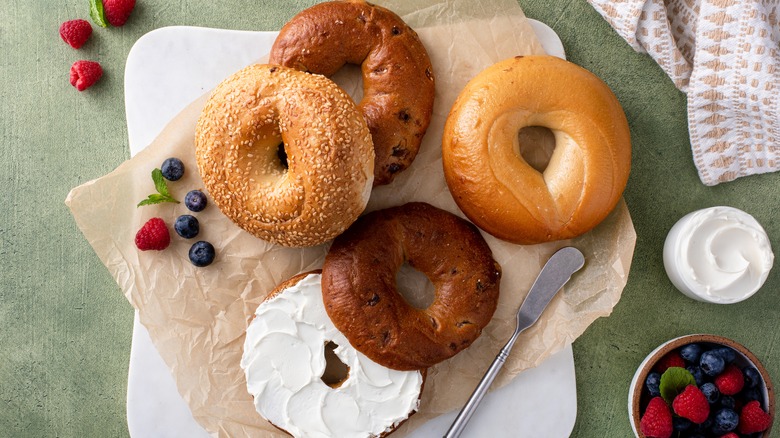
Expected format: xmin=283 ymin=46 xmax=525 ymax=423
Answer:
xmin=123 ymin=23 xmax=574 ymax=438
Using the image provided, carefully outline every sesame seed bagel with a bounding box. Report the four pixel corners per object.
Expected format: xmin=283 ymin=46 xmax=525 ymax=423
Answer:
xmin=442 ymin=56 xmax=631 ymax=244
xmin=269 ymin=0 xmax=435 ymax=186
xmin=321 ymin=202 xmax=501 ymax=370
xmin=195 ymin=64 xmax=374 ymax=247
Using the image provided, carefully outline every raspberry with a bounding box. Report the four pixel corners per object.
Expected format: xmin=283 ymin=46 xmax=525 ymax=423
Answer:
xmin=654 ymin=351 xmax=685 ymax=373
xmin=103 ymin=0 xmax=136 ymax=27
xmin=672 ymin=385 xmax=710 ymax=424
xmin=719 ymin=433 xmax=739 ymax=438
xmin=59 ymin=19 xmax=92 ymax=49
xmin=135 ymin=218 xmax=170 ymax=251
xmin=715 ymin=364 xmax=745 ymax=396
xmin=69 ymin=60 xmax=103 ymax=91
xmin=738 ymin=400 xmax=771 ymax=434
xmin=640 ymin=397 xmax=673 ymax=438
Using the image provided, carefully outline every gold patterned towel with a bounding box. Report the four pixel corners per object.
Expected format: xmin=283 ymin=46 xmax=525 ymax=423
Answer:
xmin=587 ymin=0 xmax=780 ymax=185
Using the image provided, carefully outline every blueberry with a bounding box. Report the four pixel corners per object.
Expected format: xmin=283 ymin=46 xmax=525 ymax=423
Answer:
xmin=174 ymin=215 xmax=199 ymax=239
xmin=645 ymin=372 xmax=661 ymax=397
xmin=694 ymin=416 xmax=713 ymax=432
xmin=189 ymin=241 xmax=215 ymax=267
xmin=743 ymin=366 xmax=762 ymax=389
xmin=687 ymin=365 xmax=705 ymax=386
xmin=712 ymin=346 xmax=737 ymax=364
xmin=185 ymin=190 xmax=208 ymax=212
xmin=680 ymin=343 xmax=703 ymax=363
xmin=700 ymin=351 xmax=726 ymax=376
xmin=161 ymin=157 xmax=185 ymax=181
xmin=711 ymin=408 xmax=738 ymax=434
xmin=700 ymin=382 xmax=720 ymax=404
xmin=719 ymin=395 xmax=736 ymax=410
xmin=673 ymin=417 xmax=692 ymax=432
xmin=742 ymin=387 xmax=763 ymax=404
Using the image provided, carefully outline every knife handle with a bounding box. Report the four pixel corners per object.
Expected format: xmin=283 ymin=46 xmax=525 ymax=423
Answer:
xmin=443 ymin=347 xmax=510 ymax=438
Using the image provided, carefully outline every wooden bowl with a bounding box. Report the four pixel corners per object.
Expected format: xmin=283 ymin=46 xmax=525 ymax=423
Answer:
xmin=628 ymin=334 xmax=774 ymax=437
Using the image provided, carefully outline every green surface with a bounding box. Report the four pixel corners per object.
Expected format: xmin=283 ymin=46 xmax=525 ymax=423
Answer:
xmin=1 ymin=0 xmax=777 ymax=437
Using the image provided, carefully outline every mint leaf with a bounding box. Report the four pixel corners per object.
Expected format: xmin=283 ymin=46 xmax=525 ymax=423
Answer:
xmin=659 ymin=367 xmax=697 ymax=404
xmin=137 ymin=194 xmax=177 ymax=207
xmin=89 ymin=0 xmax=109 ymax=28
xmin=137 ymin=168 xmax=179 ymax=207
xmin=152 ymin=168 xmax=171 ymax=197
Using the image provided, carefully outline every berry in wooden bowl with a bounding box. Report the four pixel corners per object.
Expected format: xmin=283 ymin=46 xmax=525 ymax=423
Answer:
xmin=629 ymin=334 xmax=774 ymax=437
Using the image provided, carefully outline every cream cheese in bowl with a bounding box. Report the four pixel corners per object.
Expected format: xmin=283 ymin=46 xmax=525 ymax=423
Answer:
xmin=663 ymin=206 xmax=774 ymax=303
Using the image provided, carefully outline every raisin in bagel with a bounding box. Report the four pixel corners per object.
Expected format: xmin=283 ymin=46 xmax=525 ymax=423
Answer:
xmin=322 ymin=203 xmax=501 ymax=371
xmin=195 ymin=64 xmax=374 ymax=247
xmin=269 ymin=0 xmax=435 ymax=186
xmin=241 ymin=271 xmax=424 ymax=438
xmin=442 ymin=55 xmax=632 ymax=244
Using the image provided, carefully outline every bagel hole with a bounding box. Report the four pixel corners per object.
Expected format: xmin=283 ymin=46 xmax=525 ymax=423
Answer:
xmin=242 ymin=124 xmax=289 ymax=185
xmin=396 ymin=262 xmax=435 ymax=310
xmin=276 ymin=142 xmax=288 ymax=169
xmin=331 ymin=63 xmax=364 ymax=104
xmin=321 ymin=341 xmax=350 ymax=389
xmin=517 ymin=126 xmax=556 ymax=173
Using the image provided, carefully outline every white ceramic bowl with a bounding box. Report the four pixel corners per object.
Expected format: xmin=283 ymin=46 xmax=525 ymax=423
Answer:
xmin=663 ymin=206 xmax=774 ymax=304
xmin=629 ymin=334 xmax=774 ymax=437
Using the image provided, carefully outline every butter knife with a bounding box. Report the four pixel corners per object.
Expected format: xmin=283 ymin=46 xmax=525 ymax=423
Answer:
xmin=443 ymin=246 xmax=585 ymax=438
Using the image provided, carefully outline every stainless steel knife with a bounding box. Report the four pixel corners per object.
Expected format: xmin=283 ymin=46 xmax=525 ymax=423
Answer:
xmin=443 ymin=246 xmax=586 ymax=438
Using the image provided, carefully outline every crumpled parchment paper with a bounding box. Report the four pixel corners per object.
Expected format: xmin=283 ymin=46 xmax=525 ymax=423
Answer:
xmin=66 ymin=0 xmax=637 ymax=436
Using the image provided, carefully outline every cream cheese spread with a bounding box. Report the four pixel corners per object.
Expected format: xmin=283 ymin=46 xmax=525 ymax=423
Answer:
xmin=663 ymin=206 xmax=774 ymax=303
xmin=241 ymin=273 xmax=424 ymax=438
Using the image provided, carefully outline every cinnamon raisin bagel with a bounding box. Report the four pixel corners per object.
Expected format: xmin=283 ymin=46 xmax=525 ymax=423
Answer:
xmin=269 ymin=0 xmax=435 ymax=186
xmin=321 ymin=203 xmax=501 ymax=371
xmin=195 ymin=64 xmax=374 ymax=247
xmin=442 ymin=55 xmax=631 ymax=244
xmin=241 ymin=271 xmax=425 ymax=438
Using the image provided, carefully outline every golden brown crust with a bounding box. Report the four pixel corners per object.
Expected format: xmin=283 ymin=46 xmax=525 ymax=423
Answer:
xmin=263 ymin=270 xmax=323 ymax=303
xmin=257 ymin=270 xmax=426 ymax=438
xmin=195 ymin=64 xmax=374 ymax=247
xmin=442 ymin=55 xmax=632 ymax=244
xmin=321 ymin=202 xmax=501 ymax=371
xmin=269 ymin=0 xmax=435 ymax=186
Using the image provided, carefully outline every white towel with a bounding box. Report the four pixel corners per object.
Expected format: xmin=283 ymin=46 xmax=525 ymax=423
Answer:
xmin=587 ymin=0 xmax=780 ymax=185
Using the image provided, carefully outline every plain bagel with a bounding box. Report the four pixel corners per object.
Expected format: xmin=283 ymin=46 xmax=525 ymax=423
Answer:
xmin=442 ymin=55 xmax=631 ymax=244
xmin=195 ymin=64 xmax=374 ymax=247
xmin=269 ymin=0 xmax=435 ymax=186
